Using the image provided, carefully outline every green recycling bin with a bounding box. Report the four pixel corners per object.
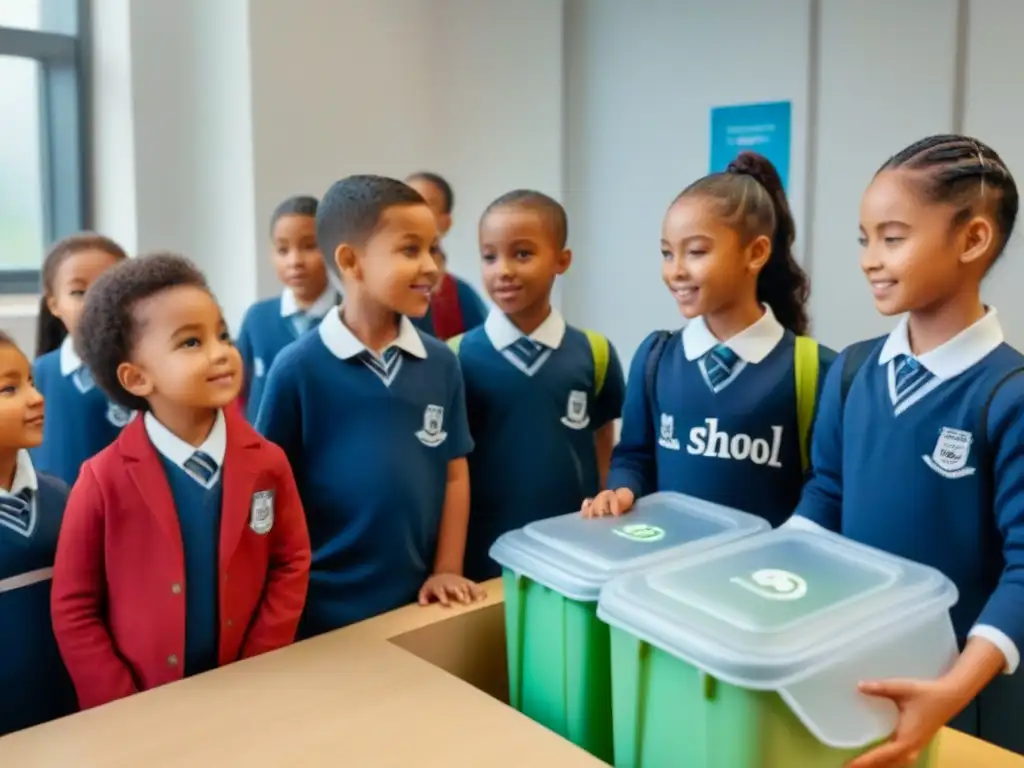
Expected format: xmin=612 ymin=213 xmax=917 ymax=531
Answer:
xmin=598 ymin=526 xmax=959 ymax=767
xmin=490 ymin=492 xmax=769 ymax=762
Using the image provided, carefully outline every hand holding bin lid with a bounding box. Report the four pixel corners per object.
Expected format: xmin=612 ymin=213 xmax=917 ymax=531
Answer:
xmin=489 ymin=492 xmax=771 ymax=601
xmin=597 ymin=526 xmax=960 ymax=752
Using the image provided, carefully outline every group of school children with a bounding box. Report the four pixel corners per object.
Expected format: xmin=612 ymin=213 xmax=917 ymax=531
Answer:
xmin=0 ymin=134 xmax=1022 ymax=768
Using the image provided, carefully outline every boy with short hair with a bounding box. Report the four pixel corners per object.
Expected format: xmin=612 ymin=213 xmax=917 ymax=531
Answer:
xmin=450 ymin=190 xmax=626 ymax=580
xmin=0 ymin=330 xmax=77 ymax=735
xmin=256 ymin=174 xmax=483 ymax=638
xmin=51 ymin=254 xmax=311 ymax=710
xmin=406 ymin=172 xmax=488 ymax=339
xmin=237 ymin=195 xmax=339 ymax=421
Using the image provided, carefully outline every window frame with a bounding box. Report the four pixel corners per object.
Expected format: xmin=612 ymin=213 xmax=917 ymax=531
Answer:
xmin=0 ymin=0 xmax=90 ymax=295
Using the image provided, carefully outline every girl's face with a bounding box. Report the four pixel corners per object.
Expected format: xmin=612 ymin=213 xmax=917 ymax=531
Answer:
xmin=272 ymin=214 xmax=328 ymax=304
xmin=0 ymin=343 xmax=44 ymax=452
xmin=46 ymin=248 xmax=123 ymax=337
xmin=660 ymin=197 xmax=768 ymax=320
xmin=859 ymin=170 xmax=988 ymax=316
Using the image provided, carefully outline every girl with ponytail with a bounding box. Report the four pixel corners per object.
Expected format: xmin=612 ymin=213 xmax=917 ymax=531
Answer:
xmin=31 ymin=233 xmax=129 ymax=484
xmin=583 ymin=152 xmax=835 ymax=528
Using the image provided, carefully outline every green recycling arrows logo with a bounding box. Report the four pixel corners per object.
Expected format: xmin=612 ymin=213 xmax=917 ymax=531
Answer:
xmin=612 ymin=523 xmax=666 ymax=543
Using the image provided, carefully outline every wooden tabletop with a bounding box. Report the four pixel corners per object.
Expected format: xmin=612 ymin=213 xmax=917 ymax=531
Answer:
xmin=0 ymin=580 xmax=1020 ymax=767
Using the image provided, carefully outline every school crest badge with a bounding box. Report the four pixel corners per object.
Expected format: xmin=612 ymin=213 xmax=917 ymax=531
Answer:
xmin=416 ymin=404 xmax=448 ymax=447
xmin=249 ymin=490 xmax=275 ymax=534
xmin=922 ymin=427 xmax=976 ymax=479
xmin=658 ymin=413 xmax=680 ymax=450
xmin=106 ymin=403 xmax=135 ymax=428
xmin=560 ymin=390 xmax=590 ymax=430
xmin=254 ymin=357 xmax=266 ymax=379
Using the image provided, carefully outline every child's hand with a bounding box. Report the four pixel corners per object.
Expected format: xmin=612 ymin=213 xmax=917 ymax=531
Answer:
xmin=581 ymin=488 xmax=636 ymax=518
xmin=846 ymin=677 xmax=964 ymax=768
xmin=418 ymin=573 xmax=486 ymax=607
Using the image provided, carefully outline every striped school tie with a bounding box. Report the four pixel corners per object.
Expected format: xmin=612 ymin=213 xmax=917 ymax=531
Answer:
xmin=506 ymin=337 xmax=548 ymax=370
xmin=290 ymin=313 xmax=311 ymax=336
xmin=892 ymin=354 xmax=933 ymax=406
xmin=703 ymin=344 xmax=740 ymax=392
xmin=361 ymin=346 xmax=403 ymax=387
xmin=0 ymin=489 xmax=33 ymax=535
xmin=184 ymin=451 xmax=219 ymax=485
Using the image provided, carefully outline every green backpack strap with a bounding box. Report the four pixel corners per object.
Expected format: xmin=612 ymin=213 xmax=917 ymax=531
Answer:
xmin=584 ymin=329 xmax=610 ymax=396
xmin=794 ymin=336 xmax=820 ymax=474
xmin=447 ymin=334 xmax=465 ymax=355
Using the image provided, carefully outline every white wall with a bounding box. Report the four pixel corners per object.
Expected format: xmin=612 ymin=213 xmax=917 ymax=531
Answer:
xmin=563 ymin=0 xmax=1024 ymax=366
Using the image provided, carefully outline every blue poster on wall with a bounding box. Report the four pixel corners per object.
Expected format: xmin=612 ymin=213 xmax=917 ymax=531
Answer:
xmin=709 ymin=101 xmax=792 ymax=191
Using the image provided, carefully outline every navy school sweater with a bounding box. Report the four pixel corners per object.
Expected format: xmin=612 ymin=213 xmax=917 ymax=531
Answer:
xmin=256 ymin=311 xmax=473 ymax=636
xmin=0 ymin=465 xmax=77 ymax=735
xmin=609 ymin=322 xmax=835 ymax=529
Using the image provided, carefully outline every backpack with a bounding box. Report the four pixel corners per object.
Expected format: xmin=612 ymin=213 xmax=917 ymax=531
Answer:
xmin=644 ymin=331 xmax=821 ymax=472
xmin=448 ymin=329 xmax=612 ymax=396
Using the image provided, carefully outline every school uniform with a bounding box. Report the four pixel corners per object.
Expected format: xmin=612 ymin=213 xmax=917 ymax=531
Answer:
xmin=30 ymin=337 xmax=134 ymax=485
xmin=50 ymin=407 xmax=311 ymax=710
xmin=791 ymin=309 xmax=1024 ymax=753
xmin=411 ymin=273 xmax=488 ymax=340
xmin=256 ymin=309 xmax=473 ymax=636
xmin=0 ymin=451 xmax=76 ymax=736
xmin=237 ymin=286 xmax=339 ymax=422
xmin=456 ymin=309 xmax=626 ymax=580
xmin=608 ymin=306 xmax=836 ymax=528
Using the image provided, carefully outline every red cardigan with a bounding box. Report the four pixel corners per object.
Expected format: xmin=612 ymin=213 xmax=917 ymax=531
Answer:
xmin=51 ymin=409 xmax=310 ymax=710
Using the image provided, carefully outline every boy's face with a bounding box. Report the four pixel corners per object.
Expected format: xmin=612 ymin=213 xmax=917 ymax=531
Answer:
xmin=345 ymin=203 xmax=440 ymax=318
xmin=0 ymin=344 xmax=45 ymax=450
xmin=272 ymin=214 xmax=328 ymax=303
xmin=48 ymin=248 xmax=123 ymax=337
xmin=479 ymin=206 xmax=570 ymax=318
xmin=118 ymin=285 xmax=242 ymax=411
xmin=406 ymin=178 xmax=452 ymax=238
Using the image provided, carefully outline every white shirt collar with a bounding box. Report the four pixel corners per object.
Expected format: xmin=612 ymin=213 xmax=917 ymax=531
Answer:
xmin=484 ymin=308 xmax=567 ymax=351
xmin=144 ymin=410 xmax=228 ymax=478
xmin=59 ymin=335 xmax=85 ymax=376
xmin=280 ymin=286 xmax=339 ymax=320
xmin=318 ymin=307 xmax=428 ymax=361
xmin=682 ymin=304 xmax=786 ymax=363
xmin=878 ymin=308 xmax=1004 ymax=380
xmin=1 ymin=450 xmax=38 ymax=495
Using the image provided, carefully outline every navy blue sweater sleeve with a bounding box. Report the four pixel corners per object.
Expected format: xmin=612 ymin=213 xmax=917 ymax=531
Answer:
xmin=976 ymin=374 xmax=1024 ymax=649
xmin=792 ymin=344 xmax=845 ymax=531
xmin=254 ymin=348 xmax=303 ymax=464
xmin=606 ymin=332 xmax=661 ymax=500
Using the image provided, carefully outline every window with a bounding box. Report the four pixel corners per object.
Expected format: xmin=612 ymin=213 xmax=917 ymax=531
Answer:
xmin=0 ymin=0 xmax=88 ymax=294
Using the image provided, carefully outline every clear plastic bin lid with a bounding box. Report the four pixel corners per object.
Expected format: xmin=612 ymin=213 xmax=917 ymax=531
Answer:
xmin=598 ymin=527 xmax=959 ymax=748
xmin=489 ymin=492 xmax=769 ymax=602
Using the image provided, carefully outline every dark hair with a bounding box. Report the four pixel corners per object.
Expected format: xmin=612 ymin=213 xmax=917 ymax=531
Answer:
xmin=482 ymin=189 xmax=569 ymax=250
xmin=36 ymin=233 xmax=128 ymax=358
xmin=675 ymin=152 xmax=809 ymax=336
xmin=316 ymin=175 xmax=426 ymax=279
xmin=75 ymin=253 xmax=210 ymax=412
xmin=878 ymin=134 xmax=1019 ymax=259
xmin=407 ymin=172 xmax=454 ymax=214
xmin=270 ymin=195 xmax=318 ymax=236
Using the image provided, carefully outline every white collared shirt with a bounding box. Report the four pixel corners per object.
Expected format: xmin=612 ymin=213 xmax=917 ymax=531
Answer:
xmin=484 ymin=308 xmax=567 ymax=351
xmin=318 ymin=307 xmax=427 ymax=361
xmin=59 ymin=335 xmax=85 ymax=377
xmin=682 ymin=305 xmax=786 ymax=363
xmin=144 ymin=410 xmax=227 ymax=488
xmin=280 ymin=286 xmax=339 ymax=320
xmin=878 ymin=309 xmax=1003 ymax=380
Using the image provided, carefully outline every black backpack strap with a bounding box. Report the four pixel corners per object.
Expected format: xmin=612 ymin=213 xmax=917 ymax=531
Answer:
xmin=840 ymin=339 xmax=881 ymax=405
xmin=979 ymin=367 xmax=1024 ymax=490
xmin=644 ymin=331 xmax=673 ymax=416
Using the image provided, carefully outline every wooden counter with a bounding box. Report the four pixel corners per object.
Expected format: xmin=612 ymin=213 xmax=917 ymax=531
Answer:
xmin=0 ymin=580 xmax=1020 ymax=767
